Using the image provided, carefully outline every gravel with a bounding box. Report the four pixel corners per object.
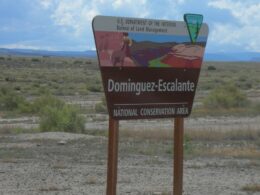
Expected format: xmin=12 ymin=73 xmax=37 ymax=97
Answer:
xmin=0 ymin=132 xmax=259 ymax=195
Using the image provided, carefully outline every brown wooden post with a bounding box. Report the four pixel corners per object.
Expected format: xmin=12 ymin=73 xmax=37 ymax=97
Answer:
xmin=106 ymin=117 xmax=119 ymax=195
xmin=174 ymin=118 xmax=184 ymax=195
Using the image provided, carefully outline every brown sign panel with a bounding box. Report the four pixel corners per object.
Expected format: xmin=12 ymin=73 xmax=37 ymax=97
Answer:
xmin=92 ymin=16 xmax=209 ymax=120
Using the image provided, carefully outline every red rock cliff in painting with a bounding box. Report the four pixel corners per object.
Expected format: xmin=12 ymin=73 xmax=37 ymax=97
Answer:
xmin=161 ymin=44 xmax=205 ymax=68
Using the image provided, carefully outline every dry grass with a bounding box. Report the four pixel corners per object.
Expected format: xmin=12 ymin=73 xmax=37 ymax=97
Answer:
xmin=0 ymin=158 xmax=18 ymax=163
xmin=120 ymin=128 xmax=172 ymax=140
xmin=199 ymin=146 xmax=260 ymax=159
xmin=118 ymin=128 xmax=260 ymax=159
xmin=249 ymin=160 xmax=260 ymax=167
xmin=0 ymin=126 xmax=39 ymax=135
xmin=185 ymin=128 xmax=260 ymax=141
xmin=85 ymin=176 xmax=98 ymax=185
xmin=52 ymin=162 xmax=67 ymax=169
xmin=120 ymin=128 xmax=260 ymax=142
xmin=39 ymin=186 xmax=71 ymax=192
xmin=242 ymin=184 xmax=260 ymax=192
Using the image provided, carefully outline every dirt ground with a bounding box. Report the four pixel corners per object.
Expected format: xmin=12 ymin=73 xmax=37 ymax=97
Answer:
xmin=1 ymin=116 xmax=260 ymax=132
xmin=0 ymin=132 xmax=259 ymax=195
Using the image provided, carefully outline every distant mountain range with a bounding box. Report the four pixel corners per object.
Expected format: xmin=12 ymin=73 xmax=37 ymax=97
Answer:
xmin=0 ymin=48 xmax=260 ymax=62
xmin=0 ymin=48 xmax=97 ymax=58
xmin=205 ymin=52 xmax=260 ymax=62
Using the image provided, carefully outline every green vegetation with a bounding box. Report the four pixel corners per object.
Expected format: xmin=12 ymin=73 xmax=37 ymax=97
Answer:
xmin=0 ymin=87 xmax=85 ymax=133
xmin=35 ymin=94 xmax=85 ymax=133
xmin=73 ymin=60 xmax=83 ymax=64
xmin=203 ymin=84 xmax=249 ymax=109
xmin=198 ymin=62 xmax=260 ymax=91
xmin=253 ymin=103 xmax=260 ymax=113
xmin=32 ymin=93 xmax=64 ymax=113
xmin=0 ymin=56 xmax=99 ymax=96
xmin=86 ymin=74 xmax=102 ymax=92
xmin=0 ymin=127 xmax=40 ymax=135
xmin=0 ymin=56 xmax=260 ymax=119
xmin=31 ymin=58 xmax=41 ymax=62
xmin=40 ymin=103 xmax=85 ymax=133
xmin=207 ymin=65 xmax=216 ymax=70
xmin=94 ymin=96 xmax=107 ymax=113
xmin=242 ymin=184 xmax=260 ymax=192
xmin=0 ymin=87 xmax=32 ymax=114
xmin=148 ymin=57 xmax=169 ymax=67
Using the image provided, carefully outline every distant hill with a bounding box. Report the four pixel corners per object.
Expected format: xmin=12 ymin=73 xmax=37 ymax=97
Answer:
xmin=0 ymin=48 xmax=260 ymax=62
xmin=0 ymin=48 xmax=97 ymax=58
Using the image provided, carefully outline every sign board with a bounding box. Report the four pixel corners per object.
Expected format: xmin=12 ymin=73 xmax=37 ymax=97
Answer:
xmin=92 ymin=16 xmax=209 ymax=120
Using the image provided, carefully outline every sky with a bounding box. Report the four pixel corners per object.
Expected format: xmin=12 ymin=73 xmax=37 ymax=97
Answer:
xmin=0 ymin=0 xmax=260 ymax=53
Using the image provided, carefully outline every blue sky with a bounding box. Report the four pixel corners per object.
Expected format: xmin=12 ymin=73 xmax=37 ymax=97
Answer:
xmin=0 ymin=0 xmax=260 ymax=53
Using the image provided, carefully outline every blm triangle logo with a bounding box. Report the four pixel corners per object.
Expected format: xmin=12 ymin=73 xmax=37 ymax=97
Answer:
xmin=184 ymin=14 xmax=203 ymax=43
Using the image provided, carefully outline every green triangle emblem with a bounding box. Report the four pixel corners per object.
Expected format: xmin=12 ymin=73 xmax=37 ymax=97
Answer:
xmin=184 ymin=14 xmax=203 ymax=43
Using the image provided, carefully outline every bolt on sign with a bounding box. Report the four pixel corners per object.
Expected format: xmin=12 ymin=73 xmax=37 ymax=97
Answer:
xmin=92 ymin=16 xmax=209 ymax=120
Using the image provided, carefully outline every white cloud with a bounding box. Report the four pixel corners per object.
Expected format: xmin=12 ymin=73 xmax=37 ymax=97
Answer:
xmin=39 ymin=0 xmax=55 ymax=9
xmin=37 ymin=0 xmax=186 ymax=50
xmin=38 ymin=0 xmax=151 ymax=37
xmin=176 ymin=0 xmax=186 ymax=5
xmin=0 ymin=41 xmax=87 ymax=51
xmin=208 ymin=0 xmax=260 ymax=51
xmin=112 ymin=0 xmax=147 ymax=10
xmin=50 ymin=0 xmax=99 ymax=36
xmin=209 ymin=24 xmax=240 ymax=45
xmin=0 ymin=43 xmax=43 ymax=50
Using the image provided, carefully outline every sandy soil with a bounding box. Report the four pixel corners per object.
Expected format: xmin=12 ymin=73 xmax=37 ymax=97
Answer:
xmin=0 ymin=132 xmax=259 ymax=195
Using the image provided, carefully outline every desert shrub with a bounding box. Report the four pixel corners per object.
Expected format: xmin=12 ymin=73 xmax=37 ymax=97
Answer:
xmin=87 ymin=85 xmax=102 ymax=92
xmin=74 ymin=60 xmax=83 ymax=64
xmin=94 ymin=96 xmax=107 ymax=113
xmin=208 ymin=65 xmax=216 ymax=70
xmin=5 ymin=77 xmax=16 ymax=82
xmin=87 ymin=76 xmax=102 ymax=92
xmin=236 ymin=81 xmax=252 ymax=90
xmin=238 ymin=75 xmax=247 ymax=82
xmin=0 ymin=57 xmax=5 ymax=60
xmin=0 ymin=87 xmax=32 ymax=113
xmin=203 ymin=84 xmax=249 ymax=109
xmin=252 ymin=103 xmax=260 ymax=114
xmin=0 ymin=88 xmax=85 ymax=132
xmin=184 ymin=135 xmax=193 ymax=155
xmin=32 ymin=94 xmax=64 ymax=113
xmin=39 ymin=104 xmax=85 ymax=133
xmin=95 ymin=102 xmax=107 ymax=113
xmin=31 ymin=58 xmax=40 ymax=62
xmin=35 ymin=94 xmax=85 ymax=132
xmin=86 ymin=60 xmax=92 ymax=64
xmin=14 ymin=86 xmax=21 ymax=91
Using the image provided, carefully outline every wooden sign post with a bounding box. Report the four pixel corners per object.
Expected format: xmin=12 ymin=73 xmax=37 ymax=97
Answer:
xmin=106 ymin=118 xmax=119 ymax=195
xmin=174 ymin=118 xmax=184 ymax=195
xmin=106 ymin=117 xmax=184 ymax=195
xmin=92 ymin=15 xmax=208 ymax=195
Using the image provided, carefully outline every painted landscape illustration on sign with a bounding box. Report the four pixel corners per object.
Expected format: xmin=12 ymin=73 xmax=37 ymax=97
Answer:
xmin=94 ymin=31 xmax=207 ymax=68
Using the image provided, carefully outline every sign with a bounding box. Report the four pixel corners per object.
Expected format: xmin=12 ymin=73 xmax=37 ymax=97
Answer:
xmin=92 ymin=16 xmax=209 ymax=120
